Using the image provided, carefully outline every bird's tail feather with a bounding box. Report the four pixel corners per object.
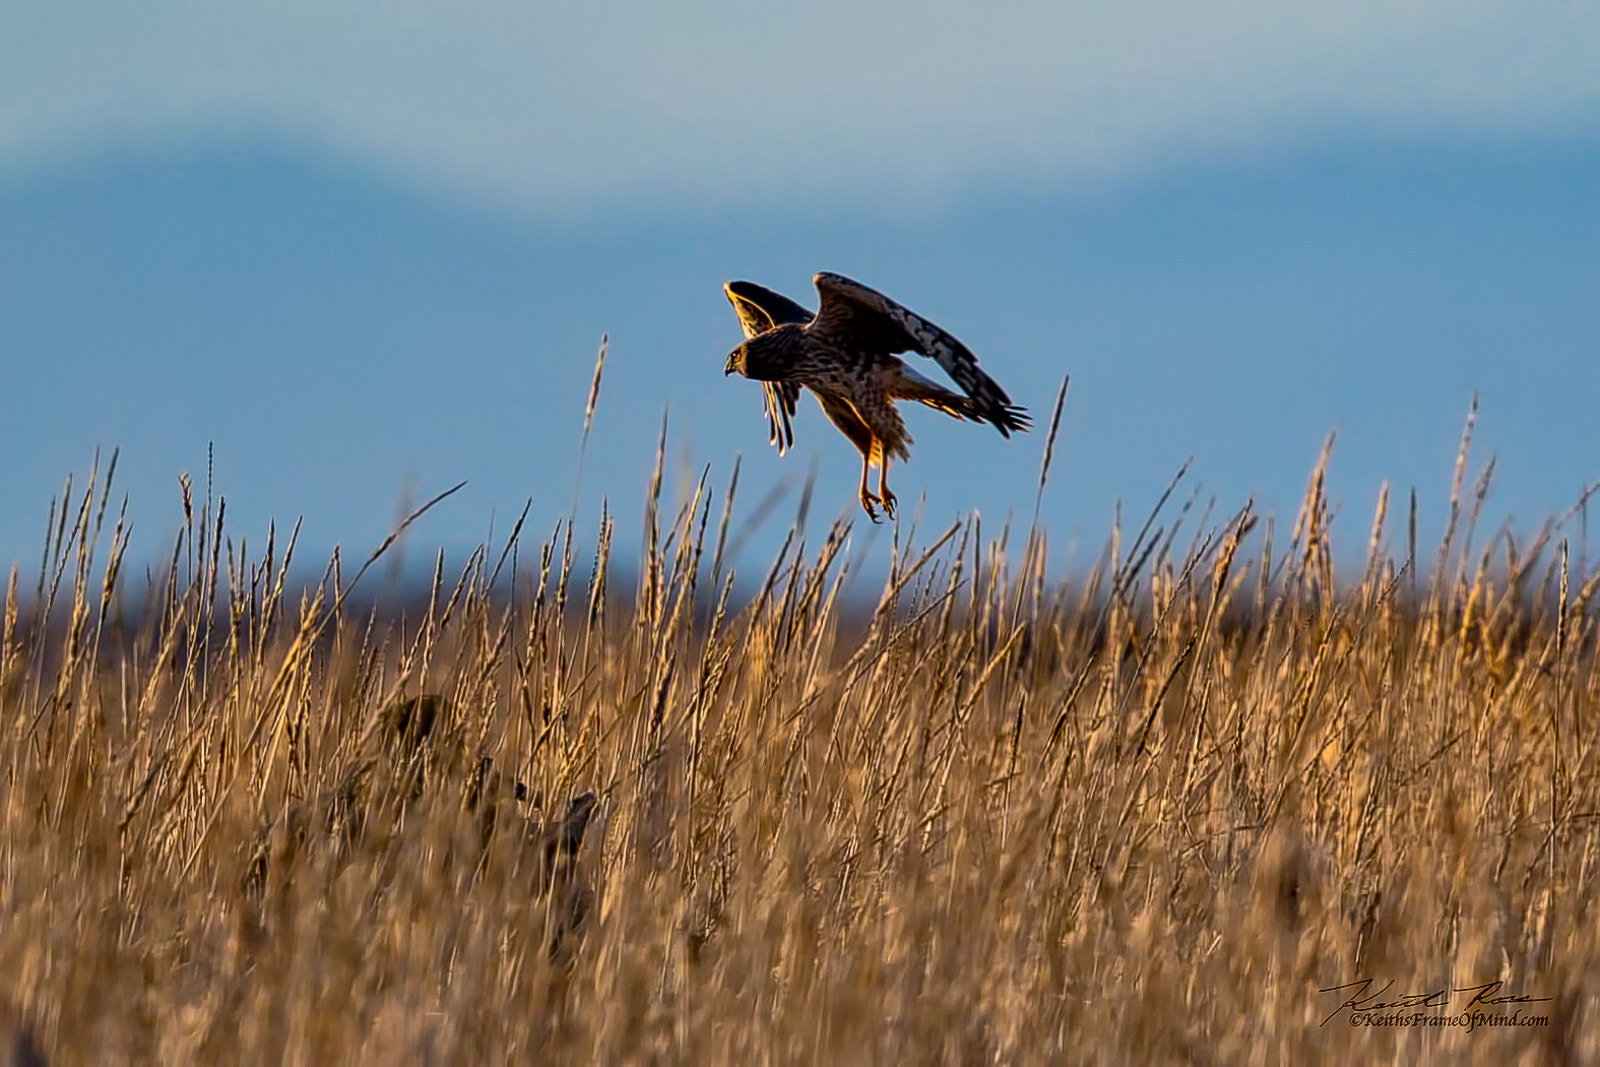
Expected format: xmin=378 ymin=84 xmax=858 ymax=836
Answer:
xmin=894 ymin=366 xmax=1031 ymax=436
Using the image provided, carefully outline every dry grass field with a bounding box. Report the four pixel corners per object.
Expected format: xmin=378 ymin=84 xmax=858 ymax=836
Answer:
xmin=3 ymin=407 xmax=1599 ymax=1064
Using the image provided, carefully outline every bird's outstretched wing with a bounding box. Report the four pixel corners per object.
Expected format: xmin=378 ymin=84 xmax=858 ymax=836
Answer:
xmin=724 ymin=281 xmax=812 ymax=454
xmin=725 ymin=280 xmax=812 ymax=335
xmin=810 ymin=272 xmax=1030 ymax=437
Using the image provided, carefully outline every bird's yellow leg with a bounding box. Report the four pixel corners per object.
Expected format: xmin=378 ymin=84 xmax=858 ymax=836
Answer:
xmin=859 ymin=444 xmax=882 ymax=522
xmin=877 ymin=453 xmax=897 ymax=520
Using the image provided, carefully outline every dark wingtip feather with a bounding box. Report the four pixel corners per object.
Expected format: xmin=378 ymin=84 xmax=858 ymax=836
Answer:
xmin=992 ymin=404 xmax=1031 ymax=438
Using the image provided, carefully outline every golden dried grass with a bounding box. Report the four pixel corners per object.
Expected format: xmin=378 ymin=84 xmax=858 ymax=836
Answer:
xmin=1 ymin=404 xmax=1598 ymax=1064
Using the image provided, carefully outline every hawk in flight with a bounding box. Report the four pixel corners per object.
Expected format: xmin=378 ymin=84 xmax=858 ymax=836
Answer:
xmin=723 ymin=272 xmax=1029 ymax=521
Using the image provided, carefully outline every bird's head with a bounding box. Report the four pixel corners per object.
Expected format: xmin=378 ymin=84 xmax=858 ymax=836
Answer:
xmin=724 ymin=326 xmax=799 ymax=381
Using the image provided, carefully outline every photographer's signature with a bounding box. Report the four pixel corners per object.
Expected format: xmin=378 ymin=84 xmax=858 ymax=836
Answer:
xmin=1319 ymin=978 xmax=1552 ymax=1027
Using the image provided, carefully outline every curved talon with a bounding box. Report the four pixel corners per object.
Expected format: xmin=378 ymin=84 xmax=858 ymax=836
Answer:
xmin=860 ymin=491 xmax=883 ymax=523
xmin=877 ymin=453 xmax=898 ymax=521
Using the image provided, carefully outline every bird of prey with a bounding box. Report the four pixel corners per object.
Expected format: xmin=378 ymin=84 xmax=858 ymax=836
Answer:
xmin=723 ymin=272 xmax=1029 ymax=521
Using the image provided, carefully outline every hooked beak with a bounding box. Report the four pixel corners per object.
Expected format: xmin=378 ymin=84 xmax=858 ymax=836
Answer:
xmin=723 ymin=353 xmax=739 ymax=377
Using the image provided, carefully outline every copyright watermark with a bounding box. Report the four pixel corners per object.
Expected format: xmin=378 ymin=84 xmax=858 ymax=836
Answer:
xmin=1347 ymin=1008 xmax=1549 ymax=1032
xmin=1319 ymin=978 xmax=1553 ymax=1029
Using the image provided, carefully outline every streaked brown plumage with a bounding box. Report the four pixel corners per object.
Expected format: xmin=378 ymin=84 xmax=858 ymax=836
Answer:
xmin=723 ymin=272 xmax=1029 ymax=521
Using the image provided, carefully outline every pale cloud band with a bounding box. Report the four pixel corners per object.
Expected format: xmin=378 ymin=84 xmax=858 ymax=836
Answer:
xmin=3 ymin=1 xmax=1595 ymax=215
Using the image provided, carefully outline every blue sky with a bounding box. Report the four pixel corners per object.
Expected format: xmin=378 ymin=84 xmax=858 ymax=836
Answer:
xmin=2 ymin=4 xmax=1597 ymax=588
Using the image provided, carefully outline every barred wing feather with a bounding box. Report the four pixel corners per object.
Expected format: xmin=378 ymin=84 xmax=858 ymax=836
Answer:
xmin=810 ymin=272 xmax=1029 ymax=437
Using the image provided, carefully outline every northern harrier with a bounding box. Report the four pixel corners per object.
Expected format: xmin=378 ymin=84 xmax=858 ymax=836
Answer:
xmin=723 ymin=272 xmax=1029 ymax=521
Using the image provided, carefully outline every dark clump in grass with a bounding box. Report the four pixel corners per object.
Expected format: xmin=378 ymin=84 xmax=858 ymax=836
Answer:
xmin=242 ymin=690 xmax=599 ymax=921
xmin=1 ymin=405 xmax=1599 ymax=1064
xmin=0 ymin=998 xmax=46 ymax=1067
